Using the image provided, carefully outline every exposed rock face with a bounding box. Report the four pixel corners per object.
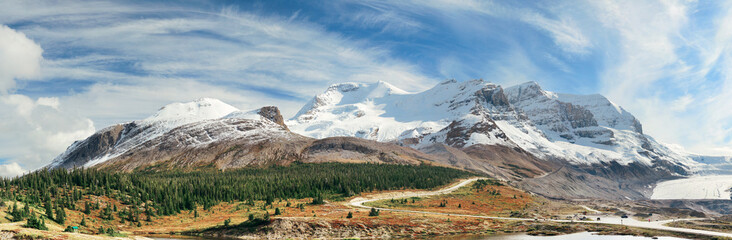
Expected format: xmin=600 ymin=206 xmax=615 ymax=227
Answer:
xmin=51 ymin=100 xmax=444 ymax=172
xmin=51 ymin=124 xmax=128 ymax=169
xmin=557 ymin=102 xmax=597 ymax=129
xmin=286 ymin=79 xmax=703 ymax=200
xmin=50 ymin=98 xmax=243 ymax=169
xmin=50 ymin=80 xmax=713 ymax=200
xmin=481 ymin=87 xmax=510 ymax=107
xmin=96 ymin=118 xmax=304 ymax=171
xmin=257 ymin=106 xmax=288 ymax=130
xmin=436 ymin=119 xmax=506 ymax=148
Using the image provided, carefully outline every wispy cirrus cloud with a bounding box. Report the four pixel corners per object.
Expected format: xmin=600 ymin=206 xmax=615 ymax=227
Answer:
xmin=0 ymin=0 xmax=436 ymax=171
xmin=1 ymin=0 xmax=731 ymax=174
xmin=1 ymin=1 xmax=435 ymax=124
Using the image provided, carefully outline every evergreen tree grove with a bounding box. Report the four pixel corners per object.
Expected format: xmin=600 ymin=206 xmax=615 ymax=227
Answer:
xmin=0 ymin=163 xmax=474 ymax=218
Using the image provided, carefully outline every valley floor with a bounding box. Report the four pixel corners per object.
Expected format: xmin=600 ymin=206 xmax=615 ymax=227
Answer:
xmin=1 ymin=177 xmax=731 ymax=239
xmin=355 ymin=178 xmax=732 ymax=239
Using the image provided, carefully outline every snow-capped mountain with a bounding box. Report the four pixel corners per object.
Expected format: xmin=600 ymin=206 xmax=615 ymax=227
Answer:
xmin=504 ymin=81 xmax=698 ymax=167
xmin=49 ymin=98 xmax=284 ymax=169
xmin=288 ymin=79 xmax=698 ymax=170
xmin=289 ymin=80 xmax=525 ymax=147
xmin=49 ymin=98 xmax=443 ymax=171
xmin=286 ymin=79 xmax=714 ymax=199
xmin=50 ymin=79 xmax=720 ymax=199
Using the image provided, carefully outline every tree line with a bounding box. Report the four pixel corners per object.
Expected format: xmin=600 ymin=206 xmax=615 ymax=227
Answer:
xmin=0 ymin=162 xmax=474 ymax=219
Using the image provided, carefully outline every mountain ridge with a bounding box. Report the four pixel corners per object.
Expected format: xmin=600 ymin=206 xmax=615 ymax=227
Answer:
xmin=48 ymin=79 xmax=724 ymax=200
xmin=288 ymin=79 xmax=698 ymax=169
xmin=49 ymin=100 xmax=451 ymax=172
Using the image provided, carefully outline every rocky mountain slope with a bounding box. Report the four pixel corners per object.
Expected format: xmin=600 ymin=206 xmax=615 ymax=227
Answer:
xmin=49 ymin=98 xmax=446 ymax=172
xmin=287 ymin=79 xmax=705 ymax=199
xmin=50 ymin=80 xmax=719 ymax=200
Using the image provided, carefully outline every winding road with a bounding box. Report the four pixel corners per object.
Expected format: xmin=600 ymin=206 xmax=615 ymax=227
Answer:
xmin=348 ymin=178 xmax=732 ymax=238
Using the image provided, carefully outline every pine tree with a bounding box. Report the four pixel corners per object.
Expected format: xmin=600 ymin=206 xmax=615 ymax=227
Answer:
xmin=274 ymin=207 xmax=281 ymax=215
xmin=44 ymin=200 xmax=54 ymax=220
xmin=22 ymin=201 xmax=30 ymax=216
xmin=265 ymin=195 xmax=274 ymax=206
xmin=55 ymin=207 xmax=66 ymax=224
xmin=347 ymin=212 xmax=353 ymax=218
xmin=10 ymin=202 xmax=24 ymax=222
xmin=80 ymin=217 xmax=87 ymax=227
xmin=311 ymin=194 xmax=325 ymax=205
xmin=84 ymin=202 xmax=91 ymax=215
xmin=24 ymin=212 xmax=48 ymax=230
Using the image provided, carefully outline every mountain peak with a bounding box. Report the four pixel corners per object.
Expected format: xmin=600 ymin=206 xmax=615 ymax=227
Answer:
xmin=504 ymin=81 xmax=550 ymax=101
xmin=142 ymin=98 xmax=239 ymax=127
xmin=326 ymin=81 xmax=408 ymax=96
xmin=257 ymin=106 xmax=288 ymax=130
xmin=293 ymin=81 xmax=409 ymax=120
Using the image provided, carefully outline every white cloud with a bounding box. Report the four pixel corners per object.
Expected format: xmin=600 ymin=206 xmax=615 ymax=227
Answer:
xmin=363 ymin=0 xmax=732 ymax=156
xmin=670 ymin=95 xmax=694 ymax=112
xmin=0 ymin=94 xmax=96 ymax=172
xmin=380 ymin=0 xmax=592 ymax=55
xmin=0 ymin=1 xmax=435 ymax=117
xmin=0 ymin=1 xmax=440 ymax=169
xmin=0 ymin=25 xmax=43 ymax=94
xmin=0 ymin=162 xmax=27 ymax=178
xmin=0 ymin=0 xmax=730 ymax=168
xmin=0 ymin=25 xmax=96 ymax=172
xmin=517 ymin=10 xmax=591 ymax=54
xmin=585 ymin=0 xmax=732 ymax=156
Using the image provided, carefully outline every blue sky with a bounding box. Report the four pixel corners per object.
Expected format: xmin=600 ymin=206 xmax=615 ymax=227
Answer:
xmin=0 ymin=0 xmax=731 ymax=174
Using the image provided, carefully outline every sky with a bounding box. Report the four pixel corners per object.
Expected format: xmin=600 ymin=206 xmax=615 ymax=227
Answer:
xmin=0 ymin=0 xmax=731 ymax=177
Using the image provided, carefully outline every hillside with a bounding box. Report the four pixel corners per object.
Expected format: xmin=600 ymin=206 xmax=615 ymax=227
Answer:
xmin=49 ymin=99 xmax=449 ymax=172
xmin=48 ymin=80 xmax=725 ymax=200
xmin=286 ymin=80 xmax=708 ymax=199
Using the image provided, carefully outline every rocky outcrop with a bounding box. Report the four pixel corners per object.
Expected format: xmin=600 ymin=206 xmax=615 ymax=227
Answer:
xmin=435 ymin=119 xmax=506 ymax=148
xmin=480 ymin=86 xmax=510 ymax=107
xmin=557 ymin=102 xmax=597 ymax=129
xmin=257 ymin=106 xmax=288 ymax=130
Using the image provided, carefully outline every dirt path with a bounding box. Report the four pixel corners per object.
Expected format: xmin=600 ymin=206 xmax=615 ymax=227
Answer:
xmin=580 ymin=205 xmax=602 ymax=214
xmin=348 ymin=178 xmax=732 ymax=238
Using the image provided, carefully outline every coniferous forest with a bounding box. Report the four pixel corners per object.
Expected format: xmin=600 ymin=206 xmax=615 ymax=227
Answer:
xmin=0 ymin=163 xmax=474 ymax=220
